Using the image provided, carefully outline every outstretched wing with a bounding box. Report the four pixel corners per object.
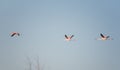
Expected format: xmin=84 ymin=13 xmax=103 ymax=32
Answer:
xmin=17 ymin=33 xmax=20 ymax=36
xmin=106 ymin=36 xmax=110 ymax=38
xmin=70 ymin=35 xmax=74 ymax=39
xmin=11 ymin=33 xmax=16 ymax=37
xmin=65 ymin=35 xmax=68 ymax=39
xmin=100 ymin=33 xmax=105 ymax=38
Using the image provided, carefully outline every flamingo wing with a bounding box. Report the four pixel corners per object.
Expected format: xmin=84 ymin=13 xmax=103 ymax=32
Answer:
xmin=106 ymin=36 xmax=110 ymax=38
xmin=100 ymin=33 xmax=105 ymax=38
xmin=70 ymin=35 xmax=74 ymax=39
xmin=17 ymin=33 xmax=20 ymax=36
xmin=11 ymin=33 xmax=16 ymax=37
xmin=65 ymin=35 xmax=68 ymax=39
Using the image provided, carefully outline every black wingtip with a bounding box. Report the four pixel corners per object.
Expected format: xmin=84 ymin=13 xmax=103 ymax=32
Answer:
xmin=11 ymin=34 xmax=14 ymax=37
xmin=70 ymin=35 xmax=74 ymax=38
xmin=65 ymin=35 xmax=68 ymax=39
xmin=100 ymin=33 xmax=105 ymax=38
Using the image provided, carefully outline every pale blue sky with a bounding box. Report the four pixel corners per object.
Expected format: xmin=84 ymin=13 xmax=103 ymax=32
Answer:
xmin=0 ymin=0 xmax=120 ymax=70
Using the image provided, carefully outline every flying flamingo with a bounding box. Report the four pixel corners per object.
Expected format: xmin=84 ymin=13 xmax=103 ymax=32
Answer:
xmin=65 ymin=35 xmax=74 ymax=41
xmin=96 ymin=33 xmax=113 ymax=40
xmin=11 ymin=32 xmax=20 ymax=37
